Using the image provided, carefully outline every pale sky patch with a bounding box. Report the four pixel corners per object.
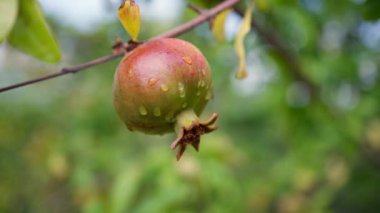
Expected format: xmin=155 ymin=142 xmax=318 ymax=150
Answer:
xmin=38 ymin=0 xmax=184 ymax=32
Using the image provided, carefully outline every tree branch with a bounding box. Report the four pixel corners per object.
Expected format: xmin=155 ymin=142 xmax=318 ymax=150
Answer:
xmin=0 ymin=0 xmax=240 ymax=93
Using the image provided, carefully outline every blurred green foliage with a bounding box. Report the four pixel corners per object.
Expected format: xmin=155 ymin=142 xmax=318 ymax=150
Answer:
xmin=1 ymin=0 xmax=380 ymax=212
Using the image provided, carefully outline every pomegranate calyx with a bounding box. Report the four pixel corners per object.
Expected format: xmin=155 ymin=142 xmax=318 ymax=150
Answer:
xmin=171 ymin=112 xmax=218 ymax=161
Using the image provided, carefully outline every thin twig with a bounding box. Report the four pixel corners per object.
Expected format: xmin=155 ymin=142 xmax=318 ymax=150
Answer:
xmin=0 ymin=0 xmax=240 ymax=93
xmin=154 ymin=0 xmax=239 ymax=39
xmin=187 ymin=3 xmax=214 ymax=27
xmin=187 ymin=3 xmax=206 ymax=15
xmin=0 ymin=53 xmax=124 ymax=93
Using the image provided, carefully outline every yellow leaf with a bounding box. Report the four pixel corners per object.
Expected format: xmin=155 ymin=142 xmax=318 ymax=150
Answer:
xmin=118 ymin=0 xmax=140 ymax=41
xmin=212 ymin=9 xmax=231 ymax=42
xmin=234 ymin=1 xmax=254 ymax=79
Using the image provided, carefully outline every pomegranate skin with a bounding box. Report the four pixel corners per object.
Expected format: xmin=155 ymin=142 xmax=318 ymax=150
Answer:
xmin=113 ymin=38 xmax=213 ymax=134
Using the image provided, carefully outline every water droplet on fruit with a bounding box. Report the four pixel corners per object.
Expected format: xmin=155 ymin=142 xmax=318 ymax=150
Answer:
xmin=178 ymin=82 xmax=184 ymax=91
xmin=179 ymin=91 xmax=186 ymax=98
xmin=182 ymin=102 xmax=188 ymax=109
xmin=200 ymin=80 xmax=205 ymax=87
xmin=165 ymin=112 xmax=174 ymax=122
xmin=153 ymin=107 xmax=161 ymax=117
xmin=205 ymin=90 xmax=212 ymax=100
xmin=197 ymin=81 xmax=201 ymax=88
xmin=206 ymin=84 xmax=209 ymax=89
xmin=127 ymin=70 xmax=134 ymax=79
xmin=139 ymin=106 xmax=148 ymax=116
xmin=160 ymin=84 xmax=169 ymax=92
xmin=196 ymin=91 xmax=201 ymax=96
xmin=201 ymin=69 xmax=206 ymax=76
xmin=178 ymin=82 xmax=185 ymax=98
xmin=182 ymin=56 xmax=192 ymax=65
xmin=148 ymin=78 xmax=158 ymax=86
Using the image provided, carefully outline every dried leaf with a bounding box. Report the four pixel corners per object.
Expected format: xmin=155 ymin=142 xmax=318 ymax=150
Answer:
xmin=118 ymin=0 xmax=141 ymax=41
xmin=212 ymin=9 xmax=231 ymax=42
xmin=234 ymin=1 xmax=254 ymax=79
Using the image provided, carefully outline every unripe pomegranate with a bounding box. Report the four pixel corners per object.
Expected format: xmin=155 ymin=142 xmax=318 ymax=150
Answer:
xmin=113 ymin=38 xmax=218 ymax=160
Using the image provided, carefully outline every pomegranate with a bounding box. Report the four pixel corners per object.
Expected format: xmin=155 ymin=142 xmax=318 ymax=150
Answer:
xmin=113 ymin=38 xmax=218 ymax=160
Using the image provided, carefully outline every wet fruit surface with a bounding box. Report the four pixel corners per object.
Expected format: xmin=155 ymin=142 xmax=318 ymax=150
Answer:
xmin=113 ymin=38 xmax=218 ymax=160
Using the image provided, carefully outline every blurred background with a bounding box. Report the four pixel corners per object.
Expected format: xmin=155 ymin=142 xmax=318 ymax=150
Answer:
xmin=1 ymin=0 xmax=380 ymax=212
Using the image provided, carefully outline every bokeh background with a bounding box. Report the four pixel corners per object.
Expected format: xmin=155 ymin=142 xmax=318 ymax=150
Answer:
xmin=1 ymin=0 xmax=380 ymax=212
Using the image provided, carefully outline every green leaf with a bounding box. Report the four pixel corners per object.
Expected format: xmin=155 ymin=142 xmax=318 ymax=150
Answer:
xmin=0 ymin=0 xmax=18 ymax=43
xmin=7 ymin=0 xmax=61 ymax=63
